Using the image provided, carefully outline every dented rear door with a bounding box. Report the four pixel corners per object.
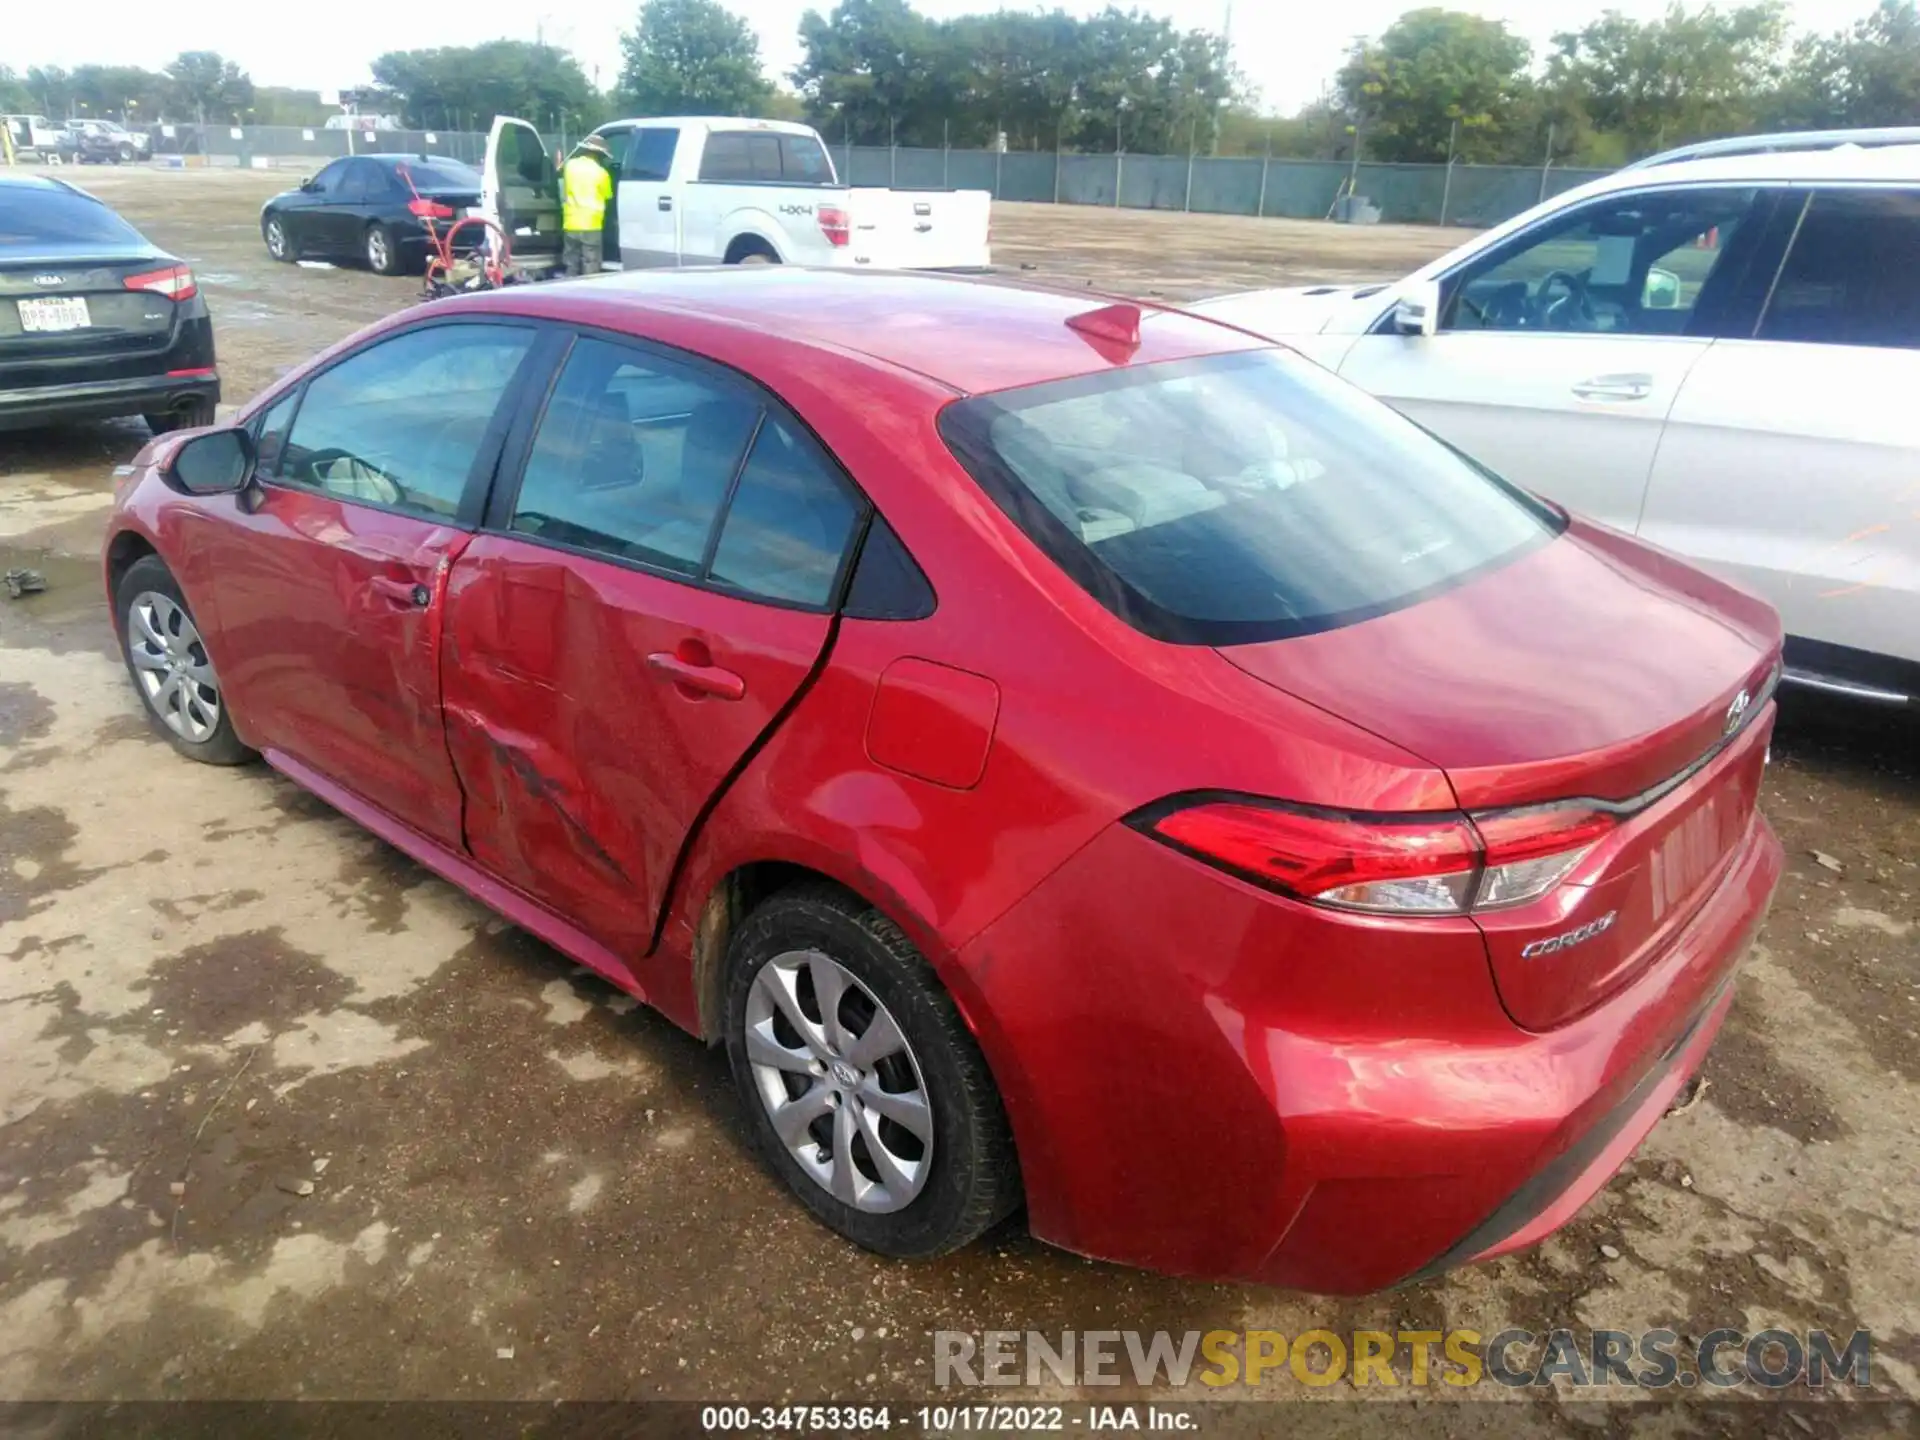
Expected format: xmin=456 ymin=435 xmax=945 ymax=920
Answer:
xmin=440 ymin=330 xmax=863 ymax=966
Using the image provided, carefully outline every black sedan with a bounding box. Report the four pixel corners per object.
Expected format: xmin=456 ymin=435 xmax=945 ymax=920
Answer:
xmin=0 ymin=174 xmax=218 ymax=434
xmin=260 ymin=154 xmax=483 ymax=275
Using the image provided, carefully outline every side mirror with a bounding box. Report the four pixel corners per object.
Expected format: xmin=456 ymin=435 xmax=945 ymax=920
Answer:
xmin=167 ymin=428 xmax=256 ymax=496
xmin=298 ymin=175 xmax=316 ymax=191
xmin=1643 ymin=266 xmax=1681 ymax=310
xmin=1390 ymin=279 xmax=1442 ymax=337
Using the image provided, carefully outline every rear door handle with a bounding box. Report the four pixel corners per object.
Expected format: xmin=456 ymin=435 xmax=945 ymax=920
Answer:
xmin=657 ymin=196 xmax=673 ymax=212
xmin=369 ymin=575 xmax=430 ymax=607
xmin=647 ymin=651 xmax=745 ymax=701
xmin=1571 ymin=373 xmax=1654 ymax=402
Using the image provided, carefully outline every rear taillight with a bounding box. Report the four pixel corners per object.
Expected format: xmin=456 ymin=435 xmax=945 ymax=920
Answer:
xmin=123 ymin=264 xmax=196 ymax=302
xmin=1139 ymin=798 xmax=1613 ymax=916
xmin=818 ymin=205 xmax=850 ymax=247
xmin=408 ymin=197 xmax=455 ymax=220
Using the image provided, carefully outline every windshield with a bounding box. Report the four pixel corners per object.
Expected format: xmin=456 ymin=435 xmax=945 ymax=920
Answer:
xmin=0 ymin=187 xmax=147 ymax=248
xmin=939 ymin=349 xmax=1563 ymax=645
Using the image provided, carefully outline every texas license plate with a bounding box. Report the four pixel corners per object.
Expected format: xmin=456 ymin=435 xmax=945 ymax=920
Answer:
xmin=18 ymin=296 xmax=90 ymax=332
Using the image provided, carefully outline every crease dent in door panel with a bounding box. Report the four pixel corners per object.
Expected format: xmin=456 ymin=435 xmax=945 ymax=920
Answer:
xmin=444 ymin=703 xmax=637 ymax=888
xmin=428 ymin=536 xmax=474 ymax=856
xmin=644 ymin=612 xmax=846 ymax=957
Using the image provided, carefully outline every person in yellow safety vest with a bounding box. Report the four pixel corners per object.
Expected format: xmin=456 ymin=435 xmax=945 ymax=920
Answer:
xmin=561 ymin=134 xmax=615 ymax=277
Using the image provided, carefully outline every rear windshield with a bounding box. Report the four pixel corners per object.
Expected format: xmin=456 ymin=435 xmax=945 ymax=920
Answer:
xmin=393 ymin=157 xmax=481 ymax=190
xmin=938 ymin=349 xmax=1563 ymax=645
xmin=0 ymin=187 xmax=145 ymax=247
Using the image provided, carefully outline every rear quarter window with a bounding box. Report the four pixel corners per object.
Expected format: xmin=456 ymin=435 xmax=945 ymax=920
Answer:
xmin=939 ymin=349 xmax=1564 ymax=645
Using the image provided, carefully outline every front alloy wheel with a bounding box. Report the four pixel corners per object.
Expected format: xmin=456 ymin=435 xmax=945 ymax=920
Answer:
xmin=127 ymin=591 xmax=222 ymax=743
xmin=115 ymin=555 xmax=253 ymax=766
xmin=265 ymin=216 xmax=290 ymax=261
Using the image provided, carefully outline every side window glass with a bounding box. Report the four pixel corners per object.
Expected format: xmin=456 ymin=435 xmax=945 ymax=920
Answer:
xmin=627 ymin=128 xmax=679 ymax=182
xmin=277 ymin=325 xmax=533 ymax=518
xmin=253 ymin=390 xmax=299 ymax=477
xmin=1446 ymin=189 xmax=1758 ymax=336
xmin=510 ymin=337 xmax=761 ymax=574
xmin=310 ymin=159 xmax=347 ymax=193
xmin=1759 ymin=189 xmax=1920 ymax=350
xmin=700 ymin=133 xmax=750 ymax=181
xmin=709 ymin=413 xmax=863 ymax=607
xmin=746 ymin=134 xmax=784 ymax=181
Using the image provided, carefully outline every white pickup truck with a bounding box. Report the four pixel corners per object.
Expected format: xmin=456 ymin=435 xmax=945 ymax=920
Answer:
xmin=481 ymin=114 xmax=992 ymax=274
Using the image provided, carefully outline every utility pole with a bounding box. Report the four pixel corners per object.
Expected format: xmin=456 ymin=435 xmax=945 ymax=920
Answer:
xmin=1539 ymin=120 xmax=1555 ymax=202
xmin=1439 ymin=117 xmax=1458 ymax=226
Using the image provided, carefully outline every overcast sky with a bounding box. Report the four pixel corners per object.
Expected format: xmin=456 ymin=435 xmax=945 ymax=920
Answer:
xmin=10 ymin=0 xmax=1878 ymax=113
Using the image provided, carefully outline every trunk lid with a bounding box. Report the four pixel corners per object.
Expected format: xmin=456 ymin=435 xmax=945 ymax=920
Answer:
xmin=1219 ymin=521 xmax=1780 ymax=1029
xmin=845 ymin=188 xmax=992 ymax=270
xmin=0 ymin=249 xmax=178 ymax=367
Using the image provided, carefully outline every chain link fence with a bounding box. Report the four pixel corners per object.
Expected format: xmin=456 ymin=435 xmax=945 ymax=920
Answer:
xmin=138 ymin=126 xmax=1613 ymax=229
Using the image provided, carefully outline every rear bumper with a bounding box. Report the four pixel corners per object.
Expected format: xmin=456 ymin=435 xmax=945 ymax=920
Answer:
xmin=957 ymin=803 xmax=1782 ymax=1294
xmin=0 ymin=369 xmax=218 ymax=431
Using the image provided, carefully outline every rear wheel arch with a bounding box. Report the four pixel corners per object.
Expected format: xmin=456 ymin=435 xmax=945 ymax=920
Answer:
xmin=724 ymin=232 xmax=781 ymax=265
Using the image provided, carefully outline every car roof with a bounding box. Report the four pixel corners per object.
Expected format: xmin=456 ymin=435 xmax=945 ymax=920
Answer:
xmin=0 ymin=173 xmax=80 ymax=194
xmin=465 ymin=268 xmax=1266 ymax=397
xmin=1575 ymin=141 xmax=1920 ymax=195
xmin=598 ymin=117 xmax=820 ymax=137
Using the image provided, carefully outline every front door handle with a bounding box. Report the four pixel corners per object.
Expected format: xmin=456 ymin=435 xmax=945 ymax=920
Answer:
xmin=647 ymin=651 xmax=745 ymax=701
xmin=369 ymin=575 xmax=430 ymax=607
xmin=657 ymin=196 xmax=673 ymax=212
xmin=1571 ymin=373 xmax=1654 ymax=402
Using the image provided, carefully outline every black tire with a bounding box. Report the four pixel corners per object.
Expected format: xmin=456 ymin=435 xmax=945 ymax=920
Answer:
xmin=143 ymin=397 xmax=217 ymax=435
xmin=115 ymin=555 xmax=254 ymax=767
xmin=365 ymin=222 xmax=403 ymax=276
xmin=263 ymin=214 xmax=294 ymax=263
xmin=117 ymin=145 xmax=133 ymax=163
xmin=728 ymin=239 xmax=779 ymax=266
xmin=723 ymin=883 xmax=1019 ymax=1258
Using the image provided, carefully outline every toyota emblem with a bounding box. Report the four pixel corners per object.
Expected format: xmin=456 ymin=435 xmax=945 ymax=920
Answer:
xmin=1724 ymin=689 xmax=1751 ymax=737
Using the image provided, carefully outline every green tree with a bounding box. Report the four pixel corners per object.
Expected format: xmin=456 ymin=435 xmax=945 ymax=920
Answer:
xmin=66 ymin=66 xmax=169 ymax=122
xmin=793 ymin=0 xmax=943 ymax=144
xmin=1547 ymin=3 xmax=1788 ymax=157
xmin=1338 ymin=9 xmax=1532 ymax=162
xmin=1769 ymin=0 xmax=1920 ymax=128
xmin=616 ymin=0 xmax=772 ymax=116
xmin=165 ymin=51 xmax=254 ymax=123
xmin=251 ymin=87 xmax=334 ymax=128
xmin=371 ymin=42 xmax=601 ymax=131
xmin=24 ymin=67 xmax=75 ymax=119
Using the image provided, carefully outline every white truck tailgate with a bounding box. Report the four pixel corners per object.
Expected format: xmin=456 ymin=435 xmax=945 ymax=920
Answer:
xmin=844 ymin=189 xmax=992 ymax=270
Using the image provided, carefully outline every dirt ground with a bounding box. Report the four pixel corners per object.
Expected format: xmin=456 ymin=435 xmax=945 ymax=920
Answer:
xmin=1 ymin=169 xmax=1917 ymax=1429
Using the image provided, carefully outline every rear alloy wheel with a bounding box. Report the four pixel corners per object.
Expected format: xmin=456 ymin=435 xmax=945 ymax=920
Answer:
xmin=264 ymin=215 xmax=292 ymax=262
xmin=365 ymin=222 xmax=402 ymax=276
xmin=115 ymin=556 xmax=253 ymax=766
xmin=724 ymin=884 xmax=1019 ymax=1258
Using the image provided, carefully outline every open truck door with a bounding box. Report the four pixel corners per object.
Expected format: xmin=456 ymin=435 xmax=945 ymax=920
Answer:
xmin=481 ymin=116 xmax=563 ymax=275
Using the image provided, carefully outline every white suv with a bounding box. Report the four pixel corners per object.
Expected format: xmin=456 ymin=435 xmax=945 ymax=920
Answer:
xmin=1192 ymin=136 xmax=1920 ymax=705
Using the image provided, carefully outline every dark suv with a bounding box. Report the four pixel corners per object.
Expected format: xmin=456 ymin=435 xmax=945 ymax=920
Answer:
xmin=0 ymin=175 xmax=218 ymax=433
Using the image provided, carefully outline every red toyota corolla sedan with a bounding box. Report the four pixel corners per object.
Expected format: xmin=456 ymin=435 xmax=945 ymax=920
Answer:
xmin=102 ymin=270 xmax=1783 ymax=1293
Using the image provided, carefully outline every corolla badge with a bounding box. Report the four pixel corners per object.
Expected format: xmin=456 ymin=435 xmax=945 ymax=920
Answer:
xmin=32 ymin=274 xmax=64 ymax=286
xmin=1724 ymin=689 xmax=1751 ymax=737
xmin=1521 ymin=911 xmax=1617 ymax=959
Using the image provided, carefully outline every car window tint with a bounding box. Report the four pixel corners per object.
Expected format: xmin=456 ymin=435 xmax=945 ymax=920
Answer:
xmin=1448 ymin=188 xmax=1759 ymax=337
xmin=626 ymin=127 xmax=679 ymax=181
xmin=510 ymin=336 xmax=761 ymax=574
xmin=1758 ymin=189 xmax=1920 ymax=350
xmin=310 ymin=158 xmax=348 ymax=193
xmin=941 ymin=349 xmax=1563 ymax=645
xmin=253 ymin=390 xmax=300 ymax=477
xmin=700 ymin=132 xmax=782 ymax=182
xmin=708 ymin=414 xmax=862 ymax=606
xmin=277 ymin=325 xmax=533 ymax=519
xmin=0 ymin=187 xmax=144 ymax=246
xmin=778 ymin=135 xmax=834 ymax=184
